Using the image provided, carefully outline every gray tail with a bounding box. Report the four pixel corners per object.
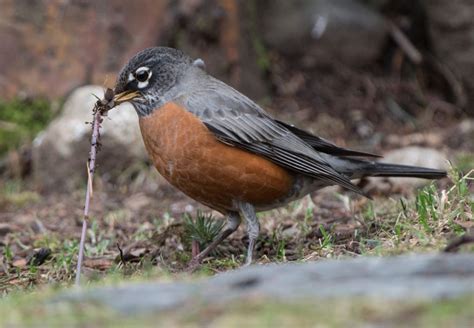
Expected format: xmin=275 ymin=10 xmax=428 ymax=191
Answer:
xmin=357 ymin=162 xmax=447 ymax=180
xmin=329 ymin=156 xmax=448 ymax=180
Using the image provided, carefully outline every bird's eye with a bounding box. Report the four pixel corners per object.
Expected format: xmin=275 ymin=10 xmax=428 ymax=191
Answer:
xmin=135 ymin=69 xmax=149 ymax=82
xmin=132 ymin=66 xmax=152 ymax=89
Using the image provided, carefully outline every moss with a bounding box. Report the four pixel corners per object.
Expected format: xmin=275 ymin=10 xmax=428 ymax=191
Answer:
xmin=0 ymin=98 xmax=53 ymax=155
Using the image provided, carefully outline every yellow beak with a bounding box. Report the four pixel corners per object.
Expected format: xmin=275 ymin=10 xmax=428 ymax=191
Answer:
xmin=113 ymin=90 xmax=141 ymax=105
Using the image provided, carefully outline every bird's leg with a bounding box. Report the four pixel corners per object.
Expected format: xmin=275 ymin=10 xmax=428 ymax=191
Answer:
xmin=187 ymin=212 xmax=241 ymax=268
xmin=238 ymin=202 xmax=259 ymax=266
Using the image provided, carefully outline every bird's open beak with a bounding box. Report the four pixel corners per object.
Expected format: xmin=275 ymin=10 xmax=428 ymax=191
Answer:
xmin=113 ymin=90 xmax=141 ymax=106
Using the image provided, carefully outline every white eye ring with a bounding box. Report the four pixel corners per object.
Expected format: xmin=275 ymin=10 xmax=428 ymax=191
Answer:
xmin=133 ymin=66 xmax=152 ymax=89
xmin=137 ymin=81 xmax=149 ymax=89
xmin=135 ymin=66 xmax=150 ymax=76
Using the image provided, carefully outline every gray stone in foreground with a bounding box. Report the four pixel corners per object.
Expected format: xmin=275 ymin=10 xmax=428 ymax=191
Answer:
xmin=57 ymin=254 xmax=474 ymax=314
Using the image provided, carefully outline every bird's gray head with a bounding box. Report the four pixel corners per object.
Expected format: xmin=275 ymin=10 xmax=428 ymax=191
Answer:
xmin=113 ymin=47 xmax=194 ymax=116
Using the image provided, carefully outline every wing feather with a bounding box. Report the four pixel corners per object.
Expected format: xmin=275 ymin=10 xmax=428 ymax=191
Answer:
xmin=275 ymin=120 xmax=381 ymax=158
xmin=176 ymin=76 xmax=365 ymax=196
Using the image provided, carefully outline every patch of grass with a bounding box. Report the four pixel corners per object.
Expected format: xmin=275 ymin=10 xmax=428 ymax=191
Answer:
xmin=0 ymin=98 xmax=53 ymax=155
xmin=2 ymin=191 xmax=40 ymax=208
xmin=197 ymin=256 xmax=241 ymax=274
xmin=184 ymin=211 xmax=224 ymax=252
xmin=355 ymin=167 xmax=473 ymax=256
xmin=86 ymin=219 xmax=112 ymax=257
xmin=0 ymin=179 xmax=40 ymax=209
xmin=318 ymin=225 xmax=334 ymax=249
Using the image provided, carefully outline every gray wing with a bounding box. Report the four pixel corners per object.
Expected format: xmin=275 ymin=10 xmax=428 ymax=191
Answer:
xmin=275 ymin=120 xmax=381 ymax=158
xmin=176 ymin=77 xmax=365 ymax=196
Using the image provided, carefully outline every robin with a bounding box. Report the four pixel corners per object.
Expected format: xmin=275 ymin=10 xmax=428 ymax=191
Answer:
xmin=111 ymin=47 xmax=446 ymax=266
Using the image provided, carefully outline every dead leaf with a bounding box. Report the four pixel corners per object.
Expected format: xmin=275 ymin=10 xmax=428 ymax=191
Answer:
xmin=12 ymin=258 xmax=27 ymax=268
xmin=8 ymin=278 xmax=21 ymax=285
xmin=130 ymin=248 xmax=147 ymax=258
xmin=83 ymin=258 xmax=113 ymax=270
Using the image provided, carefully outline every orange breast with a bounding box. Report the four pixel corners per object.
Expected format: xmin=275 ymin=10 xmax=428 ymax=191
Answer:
xmin=139 ymin=102 xmax=293 ymax=211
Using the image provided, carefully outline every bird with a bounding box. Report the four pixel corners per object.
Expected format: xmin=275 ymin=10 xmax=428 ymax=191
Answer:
xmin=111 ymin=47 xmax=446 ymax=267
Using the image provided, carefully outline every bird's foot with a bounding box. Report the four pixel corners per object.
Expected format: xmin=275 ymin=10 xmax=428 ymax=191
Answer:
xmin=244 ymin=238 xmax=256 ymax=267
xmin=238 ymin=202 xmax=259 ymax=268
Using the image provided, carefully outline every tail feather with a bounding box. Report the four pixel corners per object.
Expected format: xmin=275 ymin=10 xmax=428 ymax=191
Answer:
xmin=363 ymin=162 xmax=447 ymax=179
xmin=326 ymin=156 xmax=447 ymax=180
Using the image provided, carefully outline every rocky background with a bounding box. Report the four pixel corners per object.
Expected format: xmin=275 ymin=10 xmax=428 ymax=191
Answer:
xmin=1 ymin=0 xmax=474 ymax=106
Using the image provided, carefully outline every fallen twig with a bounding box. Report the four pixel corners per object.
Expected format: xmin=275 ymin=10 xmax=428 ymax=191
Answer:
xmin=444 ymin=234 xmax=474 ymax=253
xmin=117 ymin=243 xmax=125 ymax=265
xmin=389 ymin=22 xmax=422 ymax=65
xmin=75 ymin=88 xmax=114 ymax=286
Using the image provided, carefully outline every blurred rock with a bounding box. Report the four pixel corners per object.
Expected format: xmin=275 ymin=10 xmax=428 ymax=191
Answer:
xmin=0 ymin=223 xmax=13 ymax=236
xmin=261 ymin=0 xmax=388 ymax=66
xmin=32 ymin=85 xmax=146 ymax=192
xmin=385 ymin=132 xmax=443 ymax=148
xmin=0 ymin=0 xmax=268 ymax=101
xmin=0 ymin=0 xmax=168 ymax=99
xmin=423 ymin=0 xmax=474 ymax=113
xmin=370 ymin=146 xmax=448 ymax=189
xmin=57 ymin=254 xmax=474 ymax=314
xmin=446 ymin=119 xmax=474 ymax=150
